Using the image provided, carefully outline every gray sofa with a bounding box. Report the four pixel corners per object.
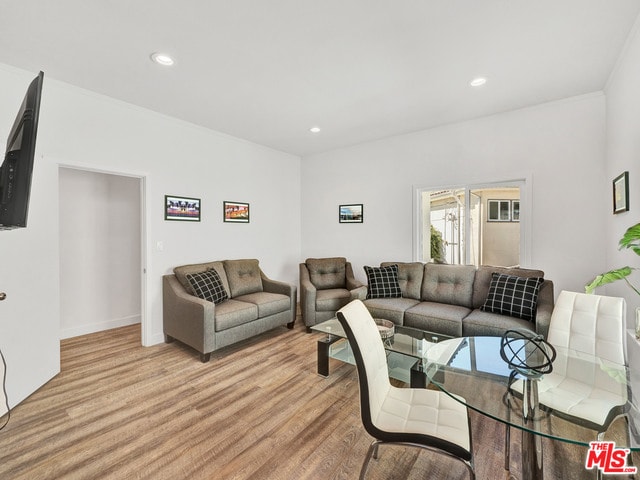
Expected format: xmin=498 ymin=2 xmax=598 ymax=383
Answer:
xmin=163 ymin=259 xmax=297 ymax=362
xmin=299 ymin=257 xmax=367 ymax=330
xmin=363 ymin=262 xmax=554 ymax=339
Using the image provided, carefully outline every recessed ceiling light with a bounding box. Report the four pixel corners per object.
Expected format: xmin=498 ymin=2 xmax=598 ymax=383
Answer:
xmin=309 ymin=126 xmax=321 ymax=133
xmin=150 ymin=52 xmax=175 ymax=66
xmin=470 ymin=77 xmax=487 ymax=87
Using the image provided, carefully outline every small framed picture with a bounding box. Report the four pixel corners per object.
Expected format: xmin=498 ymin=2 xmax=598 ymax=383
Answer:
xmin=339 ymin=204 xmax=363 ymax=223
xmin=613 ymin=171 xmax=629 ymax=214
xmin=165 ymin=195 xmax=200 ymax=221
xmin=224 ymin=201 xmax=250 ymax=223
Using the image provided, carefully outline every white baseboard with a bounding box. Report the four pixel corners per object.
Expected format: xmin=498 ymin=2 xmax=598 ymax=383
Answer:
xmin=60 ymin=315 xmax=141 ymax=340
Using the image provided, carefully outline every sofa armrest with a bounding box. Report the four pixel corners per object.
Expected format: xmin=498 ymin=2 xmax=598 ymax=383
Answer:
xmin=350 ymin=285 xmax=367 ymax=301
xmin=163 ymin=275 xmax=216 ymax=354
xmin=345 ymin=262 xmax=366 ymax=292
xmin=534 ymin=280 xmax=555 ymax=339
xmin=262 ymin=274 xmax=297 ymax=325
xmin=299 ymin=263 xmax=318 ymax=327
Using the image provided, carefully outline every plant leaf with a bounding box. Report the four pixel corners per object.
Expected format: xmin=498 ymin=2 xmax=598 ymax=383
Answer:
xmin=585 ymin=266 xmax=633 ymax=294
xmin=619 ymin=223 xmax=640 ymax=256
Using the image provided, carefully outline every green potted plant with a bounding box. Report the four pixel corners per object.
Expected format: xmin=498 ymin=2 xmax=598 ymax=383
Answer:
xmin=585 ymin=222 xmax=640 ymax=337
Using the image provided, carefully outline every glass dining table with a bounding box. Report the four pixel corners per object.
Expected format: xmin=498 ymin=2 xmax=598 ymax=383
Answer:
xmin=416 ymin=335 xmax=640 ymax=480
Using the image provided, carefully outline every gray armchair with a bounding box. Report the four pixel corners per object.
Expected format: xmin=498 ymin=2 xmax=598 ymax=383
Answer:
xmin=299 ymin=257 xmax=366 ymax=330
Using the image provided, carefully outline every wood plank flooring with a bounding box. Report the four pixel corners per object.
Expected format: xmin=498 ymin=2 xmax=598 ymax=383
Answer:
xmin=0 ymin=320 xmax=634 ymax=479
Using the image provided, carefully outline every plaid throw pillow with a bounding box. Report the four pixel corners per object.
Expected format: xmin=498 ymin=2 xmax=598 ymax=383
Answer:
xmin=480 ymin=272 xmax=543 ymax=321
xmin=186 ymin=269 xmax=229 ymax=305
xmin=364 ymin=264 xmax=402 ymax=299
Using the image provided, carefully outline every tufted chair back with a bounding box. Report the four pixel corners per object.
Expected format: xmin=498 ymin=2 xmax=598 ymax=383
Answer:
xmin=547 ymin=290 xmax=626 ymax=365
xmin=305 ymin=257 xmax=347 ymax=289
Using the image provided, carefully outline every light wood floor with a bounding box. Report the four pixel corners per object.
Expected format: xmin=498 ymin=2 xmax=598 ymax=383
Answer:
xmin=0 ymin=320 xmax=634 ymax=479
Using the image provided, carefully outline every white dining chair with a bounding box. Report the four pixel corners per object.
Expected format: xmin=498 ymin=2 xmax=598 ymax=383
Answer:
xmin=336 ymin=299 xmax=475 ymax=479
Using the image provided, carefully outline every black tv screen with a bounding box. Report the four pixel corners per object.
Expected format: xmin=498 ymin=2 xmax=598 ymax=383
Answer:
xmin=0 ymin=71 xmax=44 ymax=230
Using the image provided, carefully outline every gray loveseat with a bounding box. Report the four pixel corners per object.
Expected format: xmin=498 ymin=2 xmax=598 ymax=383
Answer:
xmin=363 ymin=262 xmax=554 ymax=339
xmin=163 ymin=259 xmax=297 ymax=362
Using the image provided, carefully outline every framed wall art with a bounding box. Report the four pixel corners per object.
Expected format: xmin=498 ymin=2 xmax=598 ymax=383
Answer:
xmin=339 ymin=204 xmax=363 ymax=223
xmin=165 ymin=195 xmax=201 ymax=221
xmin=613 ymin=171 xmax=629 ymax=214
xmin=224 ymin=201 xmax=250 ymax=223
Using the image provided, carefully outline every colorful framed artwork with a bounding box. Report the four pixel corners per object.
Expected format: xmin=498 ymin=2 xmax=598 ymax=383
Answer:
xmin=224 ymin=201 xmax=250 ymax=223
xmin=165 ymin=195 xmax=201 ymax=221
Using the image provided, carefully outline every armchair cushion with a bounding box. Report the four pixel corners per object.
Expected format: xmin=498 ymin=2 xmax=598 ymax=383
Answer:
xmin=480 ymin=272 xmax=544 ymax=321
xmin=316 ymin=288 xmax=351 ymax=312
xmin=186 ymin=269 xmax=229 ymax=305
xmin=305 ymin=257 xmax=347 ymax=289
xmin=364 ymin=264 xmax=402 ymax=299
xmin=223 ymin=259 xmax=263 ymax=297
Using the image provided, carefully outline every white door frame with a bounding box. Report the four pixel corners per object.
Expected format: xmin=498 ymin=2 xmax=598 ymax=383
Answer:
xmin=58 ymin=163 xmax=148 ymax=345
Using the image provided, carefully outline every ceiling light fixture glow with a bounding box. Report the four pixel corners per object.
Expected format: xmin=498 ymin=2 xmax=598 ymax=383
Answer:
xmin=470 ymin=77 xmax=487 ymax=87
xmin=151 ymin=52 xmax=175 ymax=66
xmin=309 ymin=126 xmax=321 ymax=133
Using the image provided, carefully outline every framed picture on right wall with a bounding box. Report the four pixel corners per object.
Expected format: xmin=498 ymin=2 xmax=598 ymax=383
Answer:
xmin=613 ymin=171 xmax=629 ymax=214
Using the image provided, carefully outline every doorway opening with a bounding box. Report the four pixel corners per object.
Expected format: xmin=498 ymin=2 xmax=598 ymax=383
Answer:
xmin=416 ymin=181 xmax=526 ymax=267
xmin=58 ymin=166 xmax=146 ymax=341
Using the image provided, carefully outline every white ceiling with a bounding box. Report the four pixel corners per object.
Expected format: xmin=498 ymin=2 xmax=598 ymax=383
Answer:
xmin=1 ymin=1 xmax=639 ymax=157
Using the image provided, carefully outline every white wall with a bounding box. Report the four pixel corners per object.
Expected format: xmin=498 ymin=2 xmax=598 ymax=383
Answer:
xmin=0 ymin=63 xmax=301 ymax=406
xmin=301 ymin=93 xmax=609 ymax=297
xmin=604 ymin=18 xmax=640 ymax=326
xmin=59 ymin=168 xmax=141 ymax=338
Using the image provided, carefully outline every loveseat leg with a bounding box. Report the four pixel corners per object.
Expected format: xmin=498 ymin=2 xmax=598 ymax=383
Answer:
xmin=287 ymin=321 xmax=295 ymax=329
xmin=200 ymin=352 xmax=211 ymax=363
xmin=164 ymin=334 xmax=175 ymax=343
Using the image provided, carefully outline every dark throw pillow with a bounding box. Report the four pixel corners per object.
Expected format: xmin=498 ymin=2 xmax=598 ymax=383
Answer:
xmin=480 ymin=272 xmax=544 ymax=321
xmin=364 ymin=264 xmax=402 ymax=300
xmin=186 ymin=269 xmax=229 ymax=305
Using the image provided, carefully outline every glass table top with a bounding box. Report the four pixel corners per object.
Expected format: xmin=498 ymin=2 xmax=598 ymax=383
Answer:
xmin=311 ymin=318 xmax=455 ymax=360
xmin=422 ymin=336 xmax=640 ymax=449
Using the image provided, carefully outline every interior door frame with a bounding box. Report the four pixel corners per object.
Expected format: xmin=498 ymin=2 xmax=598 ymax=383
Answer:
xmin=58 ymin=164 xmax=148 ymax=345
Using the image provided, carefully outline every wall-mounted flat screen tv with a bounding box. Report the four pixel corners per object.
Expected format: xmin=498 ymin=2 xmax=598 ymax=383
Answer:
xmin=0 ymin=71 xmax=44 ymax=230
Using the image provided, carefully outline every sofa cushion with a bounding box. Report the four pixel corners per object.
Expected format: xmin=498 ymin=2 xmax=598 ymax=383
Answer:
xmin=186 ymin=269 xmax=229 ymax=305
xmin=421 ymin=263 xmax=476 ymax=308
xmin=306 ymin=257 xmax=347 ymax=289
xmin=223 ymin=259 xmax=264 ymax=297
xmin=381 ymin=262 xmax=424 ymax=300
xmin=213 ymin=299 xmax=259 ymax=332
xmin=480 ymin=272 xmax=544 ymax=321
xmin=315 ymin=288 xmax=351 ymax=312
xmin=463 ymin=309 xmax=535 ymax=337
xmin=404 ymin=302 xmax=470 ymax=337
xmin=364 ymin=264 xmax=402 ymax=299
xmin=472 ymin=265 xmax=545 ymax=309
xmin=363 ymin=297 xmax=420 ymax=325
xmin=233 ymin=291 xmax=291 ymax=318
xmin=174 ymin=261 xmax=230 ymax=296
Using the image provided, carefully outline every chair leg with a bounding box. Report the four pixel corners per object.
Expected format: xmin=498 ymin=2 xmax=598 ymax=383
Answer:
xmin=504 ymin=390 xmax=511 ymax=471
xmin=504 ymin=424 xmax=510 ymax=471
xmin=359 ymin=441 xmax=380 ymax=480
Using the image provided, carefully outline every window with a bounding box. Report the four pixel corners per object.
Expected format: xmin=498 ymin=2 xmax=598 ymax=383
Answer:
xmin=415 ymin=181 xmax=525 ymax=267
xmin=488 ymin=200 xmax=511 ymax=222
